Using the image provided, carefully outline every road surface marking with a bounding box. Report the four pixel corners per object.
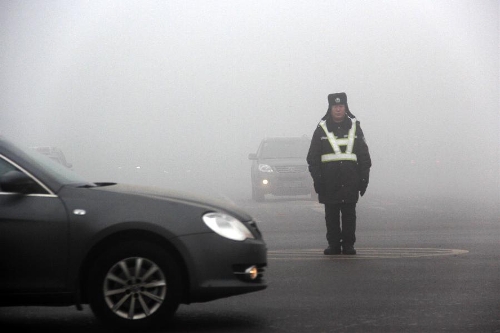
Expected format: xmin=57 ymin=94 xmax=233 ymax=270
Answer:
xmin=268 ymin=248 xmax=469 ymax=260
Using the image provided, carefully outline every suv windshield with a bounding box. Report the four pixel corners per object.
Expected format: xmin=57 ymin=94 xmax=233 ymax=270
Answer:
xmin=260 ymin=140 xmax=310 ymax=159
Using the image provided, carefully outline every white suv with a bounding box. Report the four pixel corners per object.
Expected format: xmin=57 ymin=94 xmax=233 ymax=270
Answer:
xmin=248 ymin=136 xmax=314 ymax=202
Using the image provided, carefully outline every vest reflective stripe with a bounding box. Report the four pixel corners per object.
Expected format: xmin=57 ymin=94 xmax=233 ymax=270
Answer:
xmin=334 ymin=138 xmax=349 ymax=146
xmin=321 ymin=153 xmax=358 ymax=162
xmin=319 ymin=119 xmax=358 ymax=162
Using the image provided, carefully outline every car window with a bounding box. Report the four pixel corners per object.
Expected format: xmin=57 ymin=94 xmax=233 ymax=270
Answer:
xmin=260 ymin=140 xmax=310 ymax=159
xmin=0 ymin=156 xmax=48 ymax=194
xmin=0 ymin=156 xmax=17 ymax=177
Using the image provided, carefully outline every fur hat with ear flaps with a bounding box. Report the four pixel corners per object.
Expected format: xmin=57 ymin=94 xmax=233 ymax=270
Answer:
xmin=322 ymin=92 xmax=357 ymax=120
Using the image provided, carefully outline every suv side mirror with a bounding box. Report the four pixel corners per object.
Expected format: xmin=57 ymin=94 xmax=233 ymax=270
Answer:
xmin=248 ymin=153 xmax=257 ymax=160
xmin=0 ymin=170 xmax=36 ymax=194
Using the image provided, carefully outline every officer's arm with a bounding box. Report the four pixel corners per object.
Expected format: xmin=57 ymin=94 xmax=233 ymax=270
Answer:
xmin=356 ymin=124 xmax=372 ymax=190
xmin=307 ymin=128 xmax=323 ymax=188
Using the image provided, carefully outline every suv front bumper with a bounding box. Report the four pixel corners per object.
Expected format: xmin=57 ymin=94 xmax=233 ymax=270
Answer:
xmin=254 ymin=172 xmax=313 ymax=196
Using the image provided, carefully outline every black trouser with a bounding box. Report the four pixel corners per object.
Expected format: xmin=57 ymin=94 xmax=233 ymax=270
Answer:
xmin=324 ymin=203 xmax=356 ymax=248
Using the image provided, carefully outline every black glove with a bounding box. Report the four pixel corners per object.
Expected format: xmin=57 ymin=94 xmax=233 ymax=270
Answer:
xmin=359 ymin=179 xmax=368 ymax=197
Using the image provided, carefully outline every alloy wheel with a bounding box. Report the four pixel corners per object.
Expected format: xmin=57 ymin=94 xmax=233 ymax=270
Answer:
xmin=103 ymin=257 xmax=167 ymax=320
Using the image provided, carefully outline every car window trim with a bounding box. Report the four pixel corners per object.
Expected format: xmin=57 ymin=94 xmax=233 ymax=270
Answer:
xmin=0 ymin=154 xmax=56 ymax=196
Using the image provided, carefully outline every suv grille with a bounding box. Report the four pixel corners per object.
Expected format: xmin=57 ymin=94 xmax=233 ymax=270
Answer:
xmin=275 ymin=165 xmax=307 ymax=173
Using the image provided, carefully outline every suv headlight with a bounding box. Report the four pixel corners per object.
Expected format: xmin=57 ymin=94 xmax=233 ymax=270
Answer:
xmin=202 ymin=212 xmax=255 ymax=241
xmin=258 ymin=164 xmax=273 ymax=173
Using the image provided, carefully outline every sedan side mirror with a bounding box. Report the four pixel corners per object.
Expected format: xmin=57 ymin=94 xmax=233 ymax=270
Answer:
xmin=0 ymin=170 xmax=36 ymax=194
xmin=248 ymin=153 xmax=257 ymax=160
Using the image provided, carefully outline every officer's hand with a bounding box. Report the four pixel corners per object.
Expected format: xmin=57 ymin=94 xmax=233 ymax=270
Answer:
xmin=359 ymin=179 xmax=368 ymax=196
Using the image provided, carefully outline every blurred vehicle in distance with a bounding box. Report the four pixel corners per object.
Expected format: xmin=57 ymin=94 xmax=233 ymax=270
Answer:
xmin=31 ymin=146 xmax=72 ymax=169
xmin=249 ymin=136 xmax=314 ymax=202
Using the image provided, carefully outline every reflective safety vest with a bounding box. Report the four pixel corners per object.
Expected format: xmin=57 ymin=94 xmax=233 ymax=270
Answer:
xmin=319 ymin=119 xmax=358 ymax=162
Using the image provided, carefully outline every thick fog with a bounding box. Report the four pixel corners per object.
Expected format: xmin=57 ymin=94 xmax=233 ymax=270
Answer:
xmin=1 ymin=0 xmax=499 ymax=206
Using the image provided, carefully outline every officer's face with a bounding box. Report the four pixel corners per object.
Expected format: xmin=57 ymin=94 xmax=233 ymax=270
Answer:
xmin=331 ymin=104 xmax=346 ymax=122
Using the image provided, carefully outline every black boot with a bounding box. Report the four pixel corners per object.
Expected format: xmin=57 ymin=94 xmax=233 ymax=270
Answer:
xmin=342 ymin=245 xmax=356 ymax=255
xmin=324 ymin=246 xmax=342 ymax=255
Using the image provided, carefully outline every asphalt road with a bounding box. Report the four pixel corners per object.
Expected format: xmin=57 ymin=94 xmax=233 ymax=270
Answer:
xmin=1 ymin=192 xmax=499 ymax=333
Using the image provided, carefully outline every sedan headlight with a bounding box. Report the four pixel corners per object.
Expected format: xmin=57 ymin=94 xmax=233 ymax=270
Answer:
xmin=258 ymin=164 xmax=273 ymax=173
xmin=202 ymin=212 xmax=255 ymax=241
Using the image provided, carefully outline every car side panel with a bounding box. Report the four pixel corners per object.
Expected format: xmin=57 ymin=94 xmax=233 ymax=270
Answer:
xmin=56 ymin=187 xmax=216 ymax=290
xmin=0 ymin=194 xmax=69 ymax=292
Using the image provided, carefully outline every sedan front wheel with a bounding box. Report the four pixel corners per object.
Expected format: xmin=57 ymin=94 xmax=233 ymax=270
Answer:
xmin=88 ymin=241 xmax=182 ymax=330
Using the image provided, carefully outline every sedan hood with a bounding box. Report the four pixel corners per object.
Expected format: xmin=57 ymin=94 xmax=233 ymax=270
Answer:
xmin=91 ymin=183 xmax=253 ymax=221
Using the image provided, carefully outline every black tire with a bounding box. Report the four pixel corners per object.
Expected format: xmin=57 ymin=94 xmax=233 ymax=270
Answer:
xmin=87 ymin=241 xmax=182 ymax=330
xmin=252 ymin=186 xmax=265 ymax=202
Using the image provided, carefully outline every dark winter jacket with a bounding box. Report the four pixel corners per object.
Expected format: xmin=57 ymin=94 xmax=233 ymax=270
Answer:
xmin=307 ymin=116 xmax=372 ymax=204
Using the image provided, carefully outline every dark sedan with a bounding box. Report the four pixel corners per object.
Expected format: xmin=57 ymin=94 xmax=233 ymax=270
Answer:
xmin=0 ymin=136 xmax=267 ymax=330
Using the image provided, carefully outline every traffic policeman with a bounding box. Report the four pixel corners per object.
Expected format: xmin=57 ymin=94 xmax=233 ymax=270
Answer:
xmin=307 ymin=92 xmax=372 ymax=255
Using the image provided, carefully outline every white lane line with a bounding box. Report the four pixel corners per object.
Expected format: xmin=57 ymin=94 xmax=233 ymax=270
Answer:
xmin=268 ymin=248 xmax=469 ymax=260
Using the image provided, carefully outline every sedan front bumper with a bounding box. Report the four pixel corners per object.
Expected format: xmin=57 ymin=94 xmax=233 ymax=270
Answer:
xmin=175 ymin=232 xmax=267 ymax=303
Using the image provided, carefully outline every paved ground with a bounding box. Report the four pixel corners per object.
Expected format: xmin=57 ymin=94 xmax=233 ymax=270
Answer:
xmin=1 ymin=193 xmax=499 ymax=332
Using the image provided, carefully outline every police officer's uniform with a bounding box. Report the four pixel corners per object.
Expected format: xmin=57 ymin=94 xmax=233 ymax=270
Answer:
xmin=307 ymin=92 xmax=372 ymax=255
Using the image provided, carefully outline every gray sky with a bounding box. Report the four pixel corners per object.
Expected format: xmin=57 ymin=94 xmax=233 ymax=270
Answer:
xmin=1 ymin=0 xmax=498 ymax=203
